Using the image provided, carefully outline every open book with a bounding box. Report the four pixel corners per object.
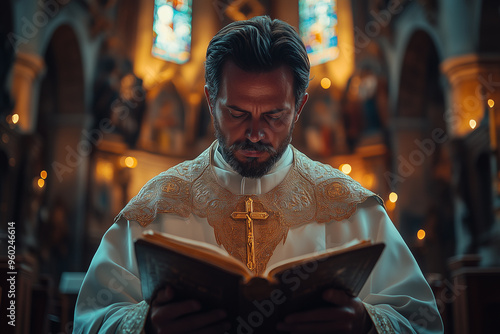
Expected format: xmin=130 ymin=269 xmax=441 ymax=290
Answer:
xmin=135 ymin=230 xmax=385 ymax=333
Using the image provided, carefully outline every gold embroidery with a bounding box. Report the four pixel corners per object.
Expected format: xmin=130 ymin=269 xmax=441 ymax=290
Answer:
xmin=115 ymin=149 xmax=211 ymax=226
xmin=117 ymin=300 xmax=149 ymax=334
xmin=116 ymin=142 xmax=383 ymax=274
xmin=231 ymin=198 xmax=270 ymax=270
xmin=198 ymin=185 xmax=289 ymax=275
xmin=363 ymin=303 xmax=397 ymax=334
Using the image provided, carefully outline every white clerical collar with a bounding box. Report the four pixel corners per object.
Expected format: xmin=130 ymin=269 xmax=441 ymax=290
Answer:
xmin=212 ymin=141 xmax=293 ymax=195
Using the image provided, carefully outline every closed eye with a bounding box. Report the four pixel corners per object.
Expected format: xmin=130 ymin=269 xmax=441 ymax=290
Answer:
xmin=267 ymin=113 xmax=283 ymax=120
xmin=265 ymin=111 xmax=286 ymax=120
xmin=228 ymin=109 xmax=246 ymax=119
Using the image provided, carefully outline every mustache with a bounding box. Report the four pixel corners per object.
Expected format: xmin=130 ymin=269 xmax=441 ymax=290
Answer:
xmin=229 ymin=140 xmax=277 ymax=154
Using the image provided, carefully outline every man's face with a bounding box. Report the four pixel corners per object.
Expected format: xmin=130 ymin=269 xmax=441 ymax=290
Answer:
xmin=205 ymin=60 xmax=308 ymax=178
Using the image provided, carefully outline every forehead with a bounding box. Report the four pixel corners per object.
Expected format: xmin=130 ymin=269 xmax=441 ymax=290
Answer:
xmin=218 ymin=60 xmax=295 ymax=104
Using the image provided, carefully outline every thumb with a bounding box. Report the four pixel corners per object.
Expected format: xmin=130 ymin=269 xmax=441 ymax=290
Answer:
xmin=152 ymin=285 xmax=174 ymax=306
xmin=323 ymin=288 xmax=352 ymax=306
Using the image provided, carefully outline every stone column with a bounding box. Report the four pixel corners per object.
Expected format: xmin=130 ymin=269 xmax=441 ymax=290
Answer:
xmin=441 ymin=54 xmax=500 ymax=139
xmin=10 ymin=52 xmax=45 ymax=133
xmin=441 ymin=54 xmax=500 ymax=265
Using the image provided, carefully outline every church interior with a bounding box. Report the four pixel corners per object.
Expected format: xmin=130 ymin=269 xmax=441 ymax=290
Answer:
xmin=1 ymin=0 xmax=500 ymax=333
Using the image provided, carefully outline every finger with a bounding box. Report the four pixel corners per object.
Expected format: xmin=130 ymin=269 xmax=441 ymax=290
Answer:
xmin=324 ymin=289 xmax=368 ymax=326
xmin=151 ymin=299 xmax=201 ymax=323
xmin=323 ymin=288 xmax=353 ymax=306
xmin=282 ymin=306 xmax=353 ymax=324
xmin=152 ymin=286 xmax=175 ymax=306
xmin=167 ymin=309 xmax=228 ymax=333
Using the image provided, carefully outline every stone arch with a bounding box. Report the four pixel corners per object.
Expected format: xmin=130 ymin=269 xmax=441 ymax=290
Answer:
xmin=36 ymin=24 xmax=87 ymax=272
xmin=389 ymin=15 xmax=444 ymax=118
xmin=392 ymin=29 xmax=453 ymax=274
xmin=397 ymin=30 xmax=443 ymax=119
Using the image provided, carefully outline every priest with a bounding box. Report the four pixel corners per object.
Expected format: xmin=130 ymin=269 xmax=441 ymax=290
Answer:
xmin=74 ymin=16 xmax=443 ymax=333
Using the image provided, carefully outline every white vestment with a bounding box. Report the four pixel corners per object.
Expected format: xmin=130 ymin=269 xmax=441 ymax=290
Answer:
xmin=74 ymin=142 xmax=443 ymax=333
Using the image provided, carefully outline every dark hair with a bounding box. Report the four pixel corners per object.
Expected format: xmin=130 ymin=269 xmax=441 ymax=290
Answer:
xmin=205 ymin=15 xmax=310 ymax=111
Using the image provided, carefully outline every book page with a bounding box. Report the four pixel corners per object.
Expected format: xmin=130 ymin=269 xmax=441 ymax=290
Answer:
xmin=263 ymin=239 xmax=371 ymax=278
xmin=140 ymin=230 xmax=254 ymax=279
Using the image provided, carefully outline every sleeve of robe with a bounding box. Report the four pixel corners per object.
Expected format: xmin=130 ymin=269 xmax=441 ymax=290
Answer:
xmin=73 ymin=217 xmax=151 ymax=334
xmin=326 ymin=199 xmax=444 ymax=333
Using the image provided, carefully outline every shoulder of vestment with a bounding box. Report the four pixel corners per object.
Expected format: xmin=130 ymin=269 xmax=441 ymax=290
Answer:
xmin=114 ymin=145 xmax=385 ymax=227
xmin=291 ymin=148 xmax=384 ymax=223
xmin=114 ymin=147 xmax=210 ymax=226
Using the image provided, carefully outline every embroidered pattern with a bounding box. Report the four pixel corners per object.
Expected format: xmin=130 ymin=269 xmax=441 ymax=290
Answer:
xmin=116 ymin=142 xmax=382 ymax=274
xmin=114 ymin=149 xmax=211 ymax=226
xmin=363 ymin=303 xmax=397 ymax=334
xmin=117 ymin=300 xmax=149 ymax=334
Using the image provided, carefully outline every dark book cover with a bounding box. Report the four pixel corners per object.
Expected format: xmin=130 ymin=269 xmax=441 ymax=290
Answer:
xmin=135 ymin=236 xmax=385 ymax=334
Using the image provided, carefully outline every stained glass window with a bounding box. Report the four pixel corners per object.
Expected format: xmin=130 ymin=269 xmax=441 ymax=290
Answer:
xmin=299 ymin=0 xmax=339 ymax=66
xmin=152 ymin=0 xmax=192 ymax=64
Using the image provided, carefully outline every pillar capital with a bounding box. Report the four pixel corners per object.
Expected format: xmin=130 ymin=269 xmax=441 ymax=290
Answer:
xmin=441 ymin=53 xmax=500 ymax=137
xmin=13 ymin=52 xmax=45 ymax=80
xmin=11 ymin=52 xmax=46 ymax=133
xmin=441 ymin=54 xmax=500 ymax=85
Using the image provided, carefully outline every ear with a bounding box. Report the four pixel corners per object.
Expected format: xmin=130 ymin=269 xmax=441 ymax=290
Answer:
xmin=294 ymin=93 xmax=309 ymax=122
xmin=204 ymin=85 xmax=214 ymax=116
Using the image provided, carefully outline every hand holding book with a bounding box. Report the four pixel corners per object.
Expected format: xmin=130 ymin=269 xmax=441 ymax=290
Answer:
xmin=135 ymin=231 xmax=385 ymax=333
xmin=276 ymin=288 xmax=373 ymax=333
xmin=147 ymin=285 xmax=230 ymax=333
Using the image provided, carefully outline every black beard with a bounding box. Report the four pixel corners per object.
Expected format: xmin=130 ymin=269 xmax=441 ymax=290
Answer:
xmin=214 ymin=120 xmax=293 ymax=178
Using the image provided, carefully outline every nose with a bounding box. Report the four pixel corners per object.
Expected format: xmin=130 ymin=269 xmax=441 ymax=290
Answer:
xmin=246 ymin=118 xmax=265 ymax=143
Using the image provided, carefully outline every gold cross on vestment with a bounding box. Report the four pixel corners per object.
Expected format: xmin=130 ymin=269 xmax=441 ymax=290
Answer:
xmin=231 ymin=198 xmax=269 ymax=271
